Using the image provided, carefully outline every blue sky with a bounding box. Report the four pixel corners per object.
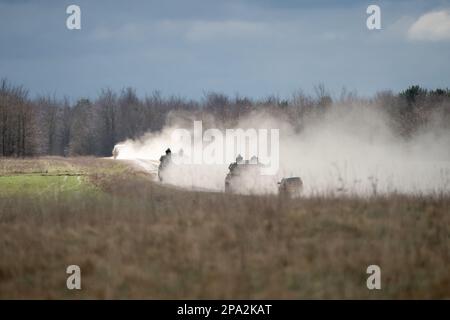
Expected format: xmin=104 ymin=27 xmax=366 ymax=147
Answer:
xmin=1 ymin=0 xmax=450 ymax=100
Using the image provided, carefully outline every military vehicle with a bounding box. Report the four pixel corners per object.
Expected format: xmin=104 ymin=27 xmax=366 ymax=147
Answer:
xmin=158 ymin=148 xmax=172 ymax=182
xmin=112 ymin=144 xmax=124 ymax=160
xmin=224 ymin=155 xmax=269 ymax=194
xmin=278 ymin=177 xmax=303 ymax=198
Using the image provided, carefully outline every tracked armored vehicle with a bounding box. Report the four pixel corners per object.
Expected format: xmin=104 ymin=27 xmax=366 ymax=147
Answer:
xmin=225 ymin=162 xmax=261 ymax=193
xmin=278 ymin=177 xmax=303 ymax=198
xmin=224 ymin=155 xmax=271 ymax=194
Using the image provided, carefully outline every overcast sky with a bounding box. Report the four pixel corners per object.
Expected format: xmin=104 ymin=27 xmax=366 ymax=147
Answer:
xmin=1 ymin=0 xmax=450 ymax=100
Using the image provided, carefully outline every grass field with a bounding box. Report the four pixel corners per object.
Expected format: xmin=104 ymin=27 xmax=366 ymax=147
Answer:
xmin=0 ymin=157 xmax=449 ymax=299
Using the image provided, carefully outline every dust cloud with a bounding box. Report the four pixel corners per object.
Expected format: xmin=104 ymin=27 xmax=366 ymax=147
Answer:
xmin=114 ymin=105 xmax=450 ymax=196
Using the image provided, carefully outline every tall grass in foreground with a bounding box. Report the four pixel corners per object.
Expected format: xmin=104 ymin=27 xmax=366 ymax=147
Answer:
xmin=0 ymin=158 xmax=449 ymax=299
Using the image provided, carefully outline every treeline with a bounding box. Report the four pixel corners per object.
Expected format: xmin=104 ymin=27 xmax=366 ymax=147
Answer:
xmin=1 ymin=79 xmax=449 ymax=157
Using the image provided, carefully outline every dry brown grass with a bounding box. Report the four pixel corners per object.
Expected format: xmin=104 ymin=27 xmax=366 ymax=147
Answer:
xmin=0 ymin=157 xmax=449 ymax=299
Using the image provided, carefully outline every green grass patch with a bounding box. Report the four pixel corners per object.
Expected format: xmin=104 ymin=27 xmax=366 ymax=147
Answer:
xmin=0 ymin=174 xmax=98 ymax=197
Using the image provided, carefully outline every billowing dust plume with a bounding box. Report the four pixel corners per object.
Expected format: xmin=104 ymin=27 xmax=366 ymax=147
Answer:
xmin=114 ymin=105 xmax=450 ymax=196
